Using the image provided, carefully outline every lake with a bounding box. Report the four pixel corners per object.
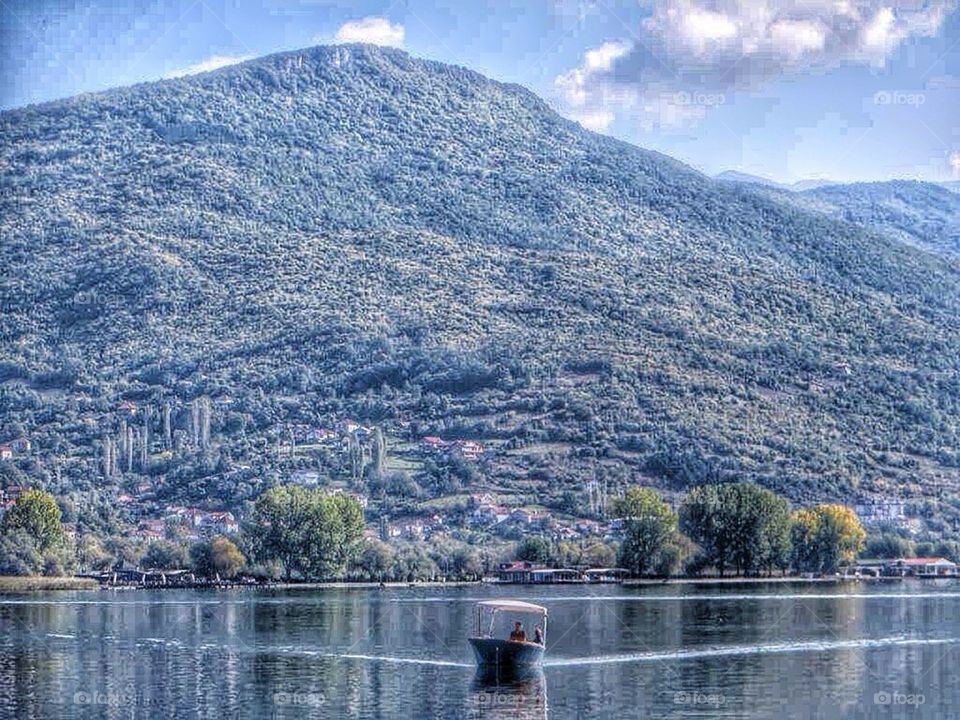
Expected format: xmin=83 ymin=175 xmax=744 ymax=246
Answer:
xmin=1 ymin=580 xmax=958 ymax=718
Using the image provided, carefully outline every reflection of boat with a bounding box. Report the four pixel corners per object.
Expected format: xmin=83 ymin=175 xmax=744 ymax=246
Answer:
xmin=468 ymin=600 xmax=547 ymax=668
xmin=468 ymin=664 xmax=548 ymax=719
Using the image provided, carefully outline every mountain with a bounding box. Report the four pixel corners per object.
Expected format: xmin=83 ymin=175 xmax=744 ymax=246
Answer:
xmin=941 ymin=181 xmax=960 ymax=194
xmin=2 ymin=44 xmax=959 ymax=527
xmin=715 ymin=171 xmax=834 ymax=192
xmin=798 ymin=181 xmax=960 ymax=260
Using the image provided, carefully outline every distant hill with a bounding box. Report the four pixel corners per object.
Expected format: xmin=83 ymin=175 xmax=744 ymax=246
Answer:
xmin=2 ymin=44 xmax=959 ymax=524
xmin=715 ymin=171 xmax=834 ymax=192
xmin=941 ymin=181 xmax=960 ymax=194
xmin=798 ymin=181 xmax=960 ymax=260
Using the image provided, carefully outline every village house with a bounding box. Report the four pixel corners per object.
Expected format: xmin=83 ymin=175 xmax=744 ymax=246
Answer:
xmin=290 ymin=470 xmax=320 ymax=487
xmin=855 ymin=500 xmax=906 ymax=526
xmin=135 ymin=518 xmax=167 ymax=541
xmin=451 ymin=440 xmax=484 ymax=460
xmin=205 ymin=511 xmax=239 ymax=535
xmin=510 ymin=508 xmax=548 ymax=528
xmin=421 ymin=436 xmax=446 ymax=452
xmin=468 ymin=493 xmax=496 ymax=508
xmin=471 ymin=503 xmax=511 ymax=527
xmin=0 ymin=445 xmax=12 ymax=461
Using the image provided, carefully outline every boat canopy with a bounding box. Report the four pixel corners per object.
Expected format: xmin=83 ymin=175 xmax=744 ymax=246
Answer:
xmin=477 ymin=600 xmax=547 ymax=615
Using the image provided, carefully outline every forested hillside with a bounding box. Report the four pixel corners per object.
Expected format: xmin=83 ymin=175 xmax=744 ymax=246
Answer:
xmin=2 ymin=44 xmax=959 ymax=535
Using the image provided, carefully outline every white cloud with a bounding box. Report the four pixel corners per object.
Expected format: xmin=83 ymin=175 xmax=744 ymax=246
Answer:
xmin=679 ymin=9 xmax=739 ymax=54
xmin=166 ymin=54 xmax=254 ymax=78
xmin=334 ymin=17 xmax=405 ymax=48
xmin=554 ymin=0 xmax=955 ymax=130
xmin=554 ymin=40 xmax=632 ymax=127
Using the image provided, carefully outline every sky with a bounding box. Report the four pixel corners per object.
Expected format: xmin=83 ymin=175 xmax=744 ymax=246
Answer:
xmin=1 ymin=0 xmax=959 ymax=183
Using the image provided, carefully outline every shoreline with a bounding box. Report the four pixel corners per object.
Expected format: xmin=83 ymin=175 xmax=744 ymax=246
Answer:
xmin=622 ymin=575 xmax=905 ymax=586
xmin=2 ymin=574 xmax=932 ymax=594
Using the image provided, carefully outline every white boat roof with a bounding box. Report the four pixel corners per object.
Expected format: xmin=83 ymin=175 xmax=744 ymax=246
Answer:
xmin=477 ymin=600 xmax=547 ymax=614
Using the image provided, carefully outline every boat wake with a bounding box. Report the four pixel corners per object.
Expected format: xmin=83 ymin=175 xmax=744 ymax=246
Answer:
xmin=543 ymin=635 xmax=960 ymax=667
xmin=289 ymin=649 xmax=472 ymax=668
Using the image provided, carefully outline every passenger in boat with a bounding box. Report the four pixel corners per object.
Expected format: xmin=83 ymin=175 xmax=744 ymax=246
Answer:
xmin=509 ymin=621 xmax=526 ymax=642
xmin=533 ymin=625 xmax=543 ymax=645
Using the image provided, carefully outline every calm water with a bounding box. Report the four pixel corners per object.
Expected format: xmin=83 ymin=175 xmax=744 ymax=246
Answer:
xmin=2 ymin=581 xmax=959 ymax=719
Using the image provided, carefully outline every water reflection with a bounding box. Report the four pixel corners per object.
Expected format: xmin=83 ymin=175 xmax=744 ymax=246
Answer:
xmin=466 ymin=666 xmax=547 ymax=720
xmin=2 ymin=583 xmax=960 ymax=718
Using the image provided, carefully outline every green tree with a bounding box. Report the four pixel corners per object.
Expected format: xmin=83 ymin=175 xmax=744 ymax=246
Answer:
xmin=515 ymin=536 xmax=553 ymax=564
xmin=680 ymin=483 xmax=791 ymax=577
xmin=1 ymin=489 xmax=66 ymax=552
xmin=354 ymin=540 xmax=394 ymax=580
xmin=247 ymin=485 xmax=364 ymax=580
xmin=142 ymin=541 xmax=190 ymax=570
xmin=614 ymin=487 xmax=678 ymax=577
xmin=191 ymin=536 xmax=245 ymax=578
xmin=76 ymin=534 xmax=111 ymax=572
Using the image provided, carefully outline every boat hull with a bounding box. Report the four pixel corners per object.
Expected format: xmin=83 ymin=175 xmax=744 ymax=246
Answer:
xmin=468 ymin=637 xmax=545 ymax=667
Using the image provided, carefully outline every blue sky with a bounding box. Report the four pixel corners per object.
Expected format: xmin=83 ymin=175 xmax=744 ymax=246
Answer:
xmin=2 ymin=0 xmax=958 ymax=183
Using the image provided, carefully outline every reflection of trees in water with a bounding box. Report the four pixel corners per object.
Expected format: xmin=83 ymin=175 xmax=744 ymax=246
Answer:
xmin=464 ymin=667 xmax=548 ymax=720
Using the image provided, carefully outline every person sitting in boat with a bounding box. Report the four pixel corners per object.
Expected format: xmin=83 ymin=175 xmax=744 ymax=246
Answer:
xmin=509 ymin=621 xmax=526 ymax=642
xmin=533 ymin=625 xmax=543 ymax=645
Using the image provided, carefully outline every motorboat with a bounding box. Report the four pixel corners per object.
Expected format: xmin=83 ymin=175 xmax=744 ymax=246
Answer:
xmin=468 ymin=600 xmax=547 ymax=667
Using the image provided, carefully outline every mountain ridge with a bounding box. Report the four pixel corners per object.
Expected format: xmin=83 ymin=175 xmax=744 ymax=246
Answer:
xmin=2 ymin=43 xmax=959 ymax=533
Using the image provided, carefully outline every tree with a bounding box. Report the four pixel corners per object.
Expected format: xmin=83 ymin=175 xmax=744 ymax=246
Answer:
xmin=76 ymin=534 xmax=111 ymax=572
xmin=0 ymin=530 xmax=42 ymax=575
xmin=680 ymin=483 xmax=791 ymax=576
xmin=614 ymin=487 xmax=678 ymax=577
xmin=515 ymin=536 xmax=553 ymax=564
xmin=790 ymin=504 xmax=865 ymax=574
xmin=192 ymin=536 xmax=245 ymax=578
xmin=142 ymin=541 xmax=190 ymax=570
xmin=354 ymin=540 xmax=394 ymax=580
xmin=247 ymin=485 xmax=365 ymax=580
xmin=1 ymin=489 xmax=66 ymax=552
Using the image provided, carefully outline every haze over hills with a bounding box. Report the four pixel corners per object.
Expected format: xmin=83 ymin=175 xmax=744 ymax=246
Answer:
xmin=2 ymin=44 xmax=960 ymax=529
xmin=714 ymin=171 xmax=835 ymax=193
xmin=798 ymin=181 xmax=960 ymax=261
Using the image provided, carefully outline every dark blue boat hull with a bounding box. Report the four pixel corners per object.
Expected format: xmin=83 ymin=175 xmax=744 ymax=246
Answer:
xmin=469 ymin=637 xmax=545 ymax=667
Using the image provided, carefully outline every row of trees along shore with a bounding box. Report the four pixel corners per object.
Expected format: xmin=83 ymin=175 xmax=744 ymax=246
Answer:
xmin=0 ymin=481 xmax=876 ymax=581
xmin=616 ymin=484 xmax=866 ymax=577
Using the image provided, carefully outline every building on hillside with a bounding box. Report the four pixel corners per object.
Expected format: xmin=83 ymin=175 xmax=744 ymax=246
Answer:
xmin=421 ymin=436 xmax=446 ymax=452
xmin=290 ymin=470 xmax=320 ymax=487
xmin=510 ymin=508 xmax=548 ymax=528
xmin=471 ymin=503 xmax=510 ymax=527
xmin=855 ymin=500 xmax=906 ymax=526
xmin=451 ymin=440 xmax=484 ymax=460
xmin=0 ymin=445 xmax=12 ymax=461
xmin=205 ymin=511 xmax=239 ymax=535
